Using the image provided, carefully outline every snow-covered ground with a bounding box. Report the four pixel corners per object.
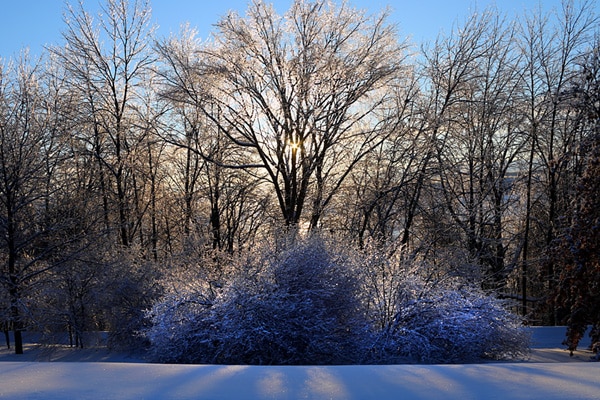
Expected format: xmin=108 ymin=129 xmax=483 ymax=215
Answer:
xmin=0 ymin=327 xmax=598 ymax=400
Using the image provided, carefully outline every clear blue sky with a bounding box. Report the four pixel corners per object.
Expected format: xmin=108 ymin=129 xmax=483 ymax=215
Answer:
xmin=0 ymin=0 xmax=594 ymax=60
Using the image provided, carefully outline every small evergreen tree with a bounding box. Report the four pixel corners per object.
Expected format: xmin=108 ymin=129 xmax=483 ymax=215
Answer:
xmin=555 ymin=135 xmax=600 ymax=354
xmin=555 ymin=40 xmax=600 ymax=355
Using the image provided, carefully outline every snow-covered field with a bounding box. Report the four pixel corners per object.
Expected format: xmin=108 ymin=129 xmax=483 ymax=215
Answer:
xmin=0 ymin=327 xmax=598 ymax=400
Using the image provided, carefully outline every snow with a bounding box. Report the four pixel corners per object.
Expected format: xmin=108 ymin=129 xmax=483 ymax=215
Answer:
xmin=1 ymin=361 xmax=598 ymax=399
xmin=0 ymin=327 xmax=598 ymax=400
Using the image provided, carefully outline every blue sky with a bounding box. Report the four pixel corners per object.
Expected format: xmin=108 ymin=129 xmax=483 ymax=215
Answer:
xmin=0 ymin=0 xmax=594 ymax=60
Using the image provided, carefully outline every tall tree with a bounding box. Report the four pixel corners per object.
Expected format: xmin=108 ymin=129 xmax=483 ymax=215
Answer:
xmin=554 ymin=34 xmax=600 ymax=353
xmin=51 ymin=0 xmax=155 ymax=247
xmin=342 ymin=72 xmax=422 ymax=249
xmin=0 ymin=54 xmax=76 ymax=354
xmin=432 ymin=10 xmax=527 ymax=290
xmin=0 ymin=57 xmax=45 ymax=354
xmin=160 ymin=0 xmax=407 ymax=228
xmin=518 ymin=0 xmax=597 ymax=322
xmin=156 ymin=26 xmax=269 ymax=253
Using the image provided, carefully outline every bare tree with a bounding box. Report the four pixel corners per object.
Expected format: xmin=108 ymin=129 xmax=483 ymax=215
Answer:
xmin=51 ymin=0 xmax=155 ymax=247
xmin=0 ymin=54 xmax=77 ymax=354
xmin=517 ymin=0 xmax=597 ymax=321
xmin=158 ymin=0 xmax=407 ymax=229
xmin=156 ymin=27 xmax=269 ymax=253
xmin=430 ymin=10 xmax=528 ymax=291
xmin=402 ymin=9 xmax=503 ymax=266
xmin=341 ymin=72 xmax=423 ymax=249
xmin=0 ymin=57 xmax=43 ymax=354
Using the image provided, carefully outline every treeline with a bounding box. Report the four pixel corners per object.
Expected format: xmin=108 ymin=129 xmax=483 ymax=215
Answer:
xmin=1 ymin=0 xmax=599 ymax=355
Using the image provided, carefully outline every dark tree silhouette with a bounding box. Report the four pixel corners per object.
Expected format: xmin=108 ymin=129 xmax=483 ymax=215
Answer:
xmin=555 ymin=39 xmax=600 ymax=354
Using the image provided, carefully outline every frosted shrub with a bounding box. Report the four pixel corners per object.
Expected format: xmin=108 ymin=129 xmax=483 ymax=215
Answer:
xmin=363 ymin=248 xmax=530 ymax=363
xmin=145 ymin=235 xmax=369 ymax=365
xmin=145 ymin=291 xmax=214 ymax=363
xmin=146 ymin=237 xmax=529 ymax=364
xmin=373 ymin=286 xmax=530 ymax=363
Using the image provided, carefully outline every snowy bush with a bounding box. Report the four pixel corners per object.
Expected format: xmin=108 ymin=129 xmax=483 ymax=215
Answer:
xmin=370 ymin=285 xmax=530 ymax=363
xmin=362 ymin=247 xmax=530 ymax=363
xmin=145 ymin=236 xmax=529 ymax=365
xmin=144 ymin=290 xmax=214 ymax=363
xmin=145 ymin=235 xmax=369 ymax=364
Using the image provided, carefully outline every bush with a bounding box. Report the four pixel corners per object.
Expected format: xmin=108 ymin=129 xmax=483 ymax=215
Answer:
xmin=145 ymin=236 xmax=530 ymax=364
xmin=370 ymin=283 xmax=530 ymax=363
xmin=362 ymin=246 xmax=530 ymax=363
xmin=145 ymin=235 xmax=369 ymax=364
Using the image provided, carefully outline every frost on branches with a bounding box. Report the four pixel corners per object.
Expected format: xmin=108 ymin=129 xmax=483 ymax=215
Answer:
xmin=144 ymin=236 xmax=529 ymax=365
xmin=360 ymin=246 xmax=529 ymax=364
xmin=145 ymin=236 xmax=367 ymax=364
xmin=366 ymin=273 xmax=529 ymax=363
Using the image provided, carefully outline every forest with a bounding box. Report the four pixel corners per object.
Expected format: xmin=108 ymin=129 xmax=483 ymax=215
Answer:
xmin=0 ymin=0 xmax=599 ymax=363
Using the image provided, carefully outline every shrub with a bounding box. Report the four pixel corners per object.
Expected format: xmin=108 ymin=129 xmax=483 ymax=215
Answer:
xmin=145 ymin=236 xmax=530 ymax=364
xmin=370 ymin=283 xmax=530 ymax=363
xmin=145 ymin=235 xmax=369 ymax=364
xmin=362 ymin=246 xmax=530 ymax=363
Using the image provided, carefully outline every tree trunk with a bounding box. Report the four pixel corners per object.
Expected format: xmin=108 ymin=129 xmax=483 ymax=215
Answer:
xmin=7 ymin=201 xmax=23 ymax=355
xmin=521 ymin=133 xmax=535 ymax=316
xmin=4 ymin=328 xmax=9 ymax=349
xmin=9 ymin=287 xmax=23 ymax=355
